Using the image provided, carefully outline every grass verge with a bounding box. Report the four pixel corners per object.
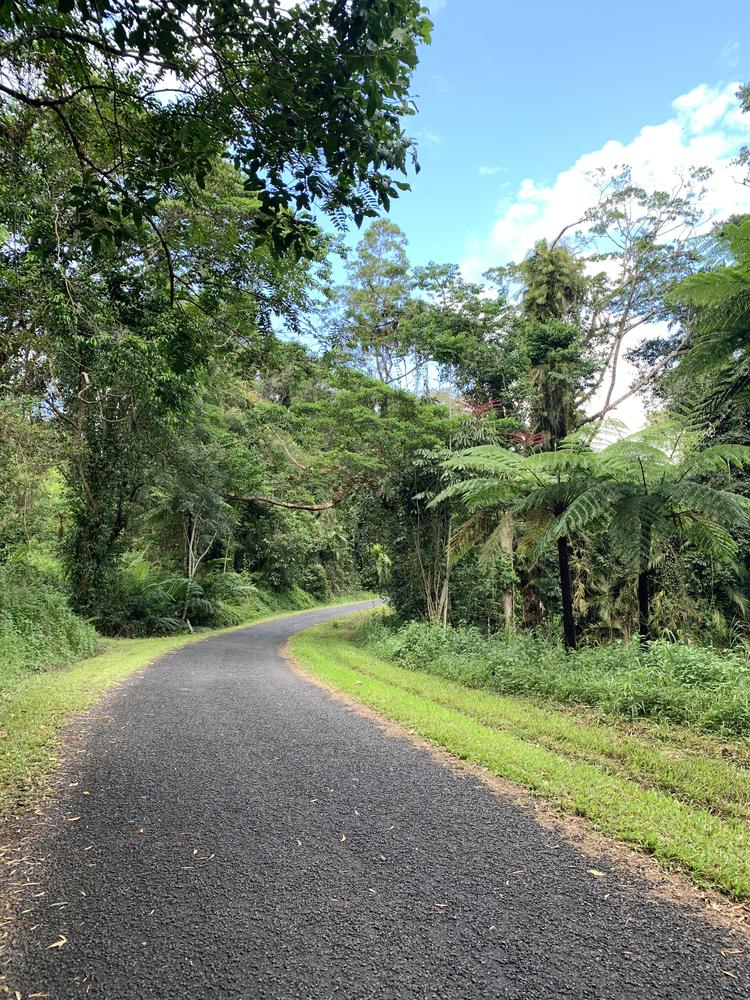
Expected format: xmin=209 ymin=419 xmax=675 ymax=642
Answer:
xmin=290 ymin=616 xmax=750 ymax=901
xmin=0 ymin=597 xmax=370 ymax=821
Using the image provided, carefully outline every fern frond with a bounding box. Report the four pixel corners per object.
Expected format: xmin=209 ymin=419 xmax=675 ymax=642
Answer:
xmin=548 ymin=481 xmax=624 ymax=538
xmin=449 ymin=514 xmax=493 ymax=560
xmin=680 ymin=444 xmax=750 ymax=478
xmin=667 ymin=482 xmax=750 ymax=527
xmin=679 ymin=516 xmax=739 ymax=563
xmin=442 ymin=445 xmax=525 ymax=475
xmin=525 ymin=449 xmax=596 ymax=475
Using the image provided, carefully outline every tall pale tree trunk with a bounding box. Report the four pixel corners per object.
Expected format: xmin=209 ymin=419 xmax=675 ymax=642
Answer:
xmin=499 ymin=511 xmax=515 ymax=633
xmin=637 ymin=524 xmax=652 ymax=647
xmin=556 ymin=534 xmax=577 ymax=651
xmin=638 ymin=569 xmax=651 ymax=647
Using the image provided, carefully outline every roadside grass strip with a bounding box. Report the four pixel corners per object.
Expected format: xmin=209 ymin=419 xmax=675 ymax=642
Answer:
xmin=290 ymin=621 xmax=750 ymax=900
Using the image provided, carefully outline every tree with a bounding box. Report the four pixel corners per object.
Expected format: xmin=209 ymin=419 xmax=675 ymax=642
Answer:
xmin=0 ymin=0 xmax=431 ymax=260
xmin=0 ymin=119 xmax=331 ymax=623
xmin=548 ymin=429 xmax=750 ymax=644
xmin=569 ymin=166 xmax=709 ymax=424
xmin=433 ymin=441 xmax=599 ymax=650
xmin=667 ymin=217 xmax=750 ymax=425
xmin=515 ymin=240 xmax=593 ymax=445
xmin=324 ymin=220 xmax=416 ymax=386
xmin=406 ymin=263 xmax=512 ymax=407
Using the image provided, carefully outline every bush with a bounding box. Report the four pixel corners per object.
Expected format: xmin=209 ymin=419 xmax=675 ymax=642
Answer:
xmin=111 ymin=556 xmax=325 ymax=636
xmin=0 ymin=563 xmax=99 ymax=679
xmin=360 ymin=617 xmax=750 ymax=738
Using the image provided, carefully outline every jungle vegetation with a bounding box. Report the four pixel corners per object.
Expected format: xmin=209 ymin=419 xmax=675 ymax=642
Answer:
xmin=3 ymin=3 xmax=750 ymax=739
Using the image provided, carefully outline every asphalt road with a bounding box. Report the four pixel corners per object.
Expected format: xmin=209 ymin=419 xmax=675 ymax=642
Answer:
xmin=4 ymin=601 xmax=750 ymax=998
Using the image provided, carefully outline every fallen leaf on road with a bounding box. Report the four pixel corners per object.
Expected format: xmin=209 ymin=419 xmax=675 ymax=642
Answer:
xmin=340 ymin=835 xmax=347 ymax=843
xmin=47 ymin=935 xmax=67 ymax=949
xmin=588 ymin=869 xmax=606 ymax=879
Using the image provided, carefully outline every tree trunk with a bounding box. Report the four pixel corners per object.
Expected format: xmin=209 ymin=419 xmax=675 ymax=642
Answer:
xmin=638 ymin=569 xmax=651 ymax=646
xmin=436 ymin=517 xmax=452 ymax=627
xmin=500 ymin=511 xmax=515 ymax=633
xmin=557 ymin=534 xmax=577 ymax=651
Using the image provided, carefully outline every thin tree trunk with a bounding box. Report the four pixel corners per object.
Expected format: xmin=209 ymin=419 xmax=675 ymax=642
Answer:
xmin=500 ymin=511 xmax=514 ymax=634
xmin=557 ymin=535 xmax=577 ymax=651
xmin=638 ymin=569 xmax=651 ymax=646
xmin=440 ymin=517 xmax=452 ymax=627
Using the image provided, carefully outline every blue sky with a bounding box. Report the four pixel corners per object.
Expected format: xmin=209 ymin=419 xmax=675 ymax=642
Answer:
xmin=377 ymin=0 xmax=750 ymax=271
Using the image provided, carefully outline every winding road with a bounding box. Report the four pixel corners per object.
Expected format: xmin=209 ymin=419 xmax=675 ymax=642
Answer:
xmin=4 ymin=601 xmax=749 ymax=998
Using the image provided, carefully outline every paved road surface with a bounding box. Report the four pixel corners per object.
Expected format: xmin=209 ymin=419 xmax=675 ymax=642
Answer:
xmin=4 ymin=601 xmax=749 ymax=998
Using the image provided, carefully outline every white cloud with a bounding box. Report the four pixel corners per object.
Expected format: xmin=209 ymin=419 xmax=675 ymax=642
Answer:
xmin=415 ymin=128 xmax=445 ymax=147
xmin=461 ymin=82 xmax=750 ymax=430
xmin=478 ymin=165 xmax=508 ymax=176
xmin=717 ymin=39 xmax=741 ymax=70
xmin=464 ymin=82 xmax=750 ymax=278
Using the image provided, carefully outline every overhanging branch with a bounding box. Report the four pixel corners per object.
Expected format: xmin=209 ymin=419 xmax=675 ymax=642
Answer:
xmin=226 ymin=489 xmax=345 ymax=511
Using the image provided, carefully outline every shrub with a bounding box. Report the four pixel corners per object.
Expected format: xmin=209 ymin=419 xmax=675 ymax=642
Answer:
xmin=0 ymin=563 xmax=99 ymax=680
xmin=361 ymin=617 xmax=750 ymax=738
xmin=113 ymin=556 xmax=324 ymax=636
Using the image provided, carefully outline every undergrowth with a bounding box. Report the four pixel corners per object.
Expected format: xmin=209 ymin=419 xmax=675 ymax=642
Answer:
xmin=360 ymin=616 xmax=750 ymax=737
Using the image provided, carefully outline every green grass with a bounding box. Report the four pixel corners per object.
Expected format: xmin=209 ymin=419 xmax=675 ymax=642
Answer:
xmin=290 ymin=616 xmax=750 ymax=900
xmin=0 ymin=596 xmax=369 ymax=821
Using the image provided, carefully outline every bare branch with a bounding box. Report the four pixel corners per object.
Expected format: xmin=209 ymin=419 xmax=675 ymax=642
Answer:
xmin=580 ymin=335 xmax=691 ymax=426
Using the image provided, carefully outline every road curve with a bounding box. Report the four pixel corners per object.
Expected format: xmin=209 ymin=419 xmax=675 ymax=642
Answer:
xmin=4 ymin=601 xmax=749 ymax=998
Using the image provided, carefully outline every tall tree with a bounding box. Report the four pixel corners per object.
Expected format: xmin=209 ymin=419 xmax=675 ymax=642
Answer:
xmin=515 ymin=240 xmax=592 ymax=445
xmin=324 ymin=220 xmax=417 ymax=386
xmin=571 ymin=166 xmax=710 ymax=423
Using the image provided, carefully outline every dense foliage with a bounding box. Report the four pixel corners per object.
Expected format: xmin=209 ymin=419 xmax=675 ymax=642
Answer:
xmin=361 ymin=617 xmax=750 ymax=737
xmin=2 ymin=5 xmax=750 ymax=720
